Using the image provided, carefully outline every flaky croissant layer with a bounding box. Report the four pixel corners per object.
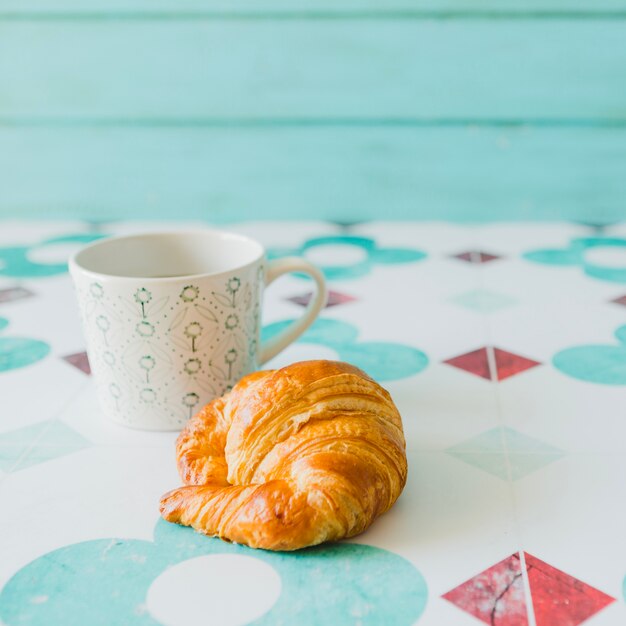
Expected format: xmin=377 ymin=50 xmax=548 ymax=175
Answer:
xmin=160 ymin=360 xmax=408 ymax=551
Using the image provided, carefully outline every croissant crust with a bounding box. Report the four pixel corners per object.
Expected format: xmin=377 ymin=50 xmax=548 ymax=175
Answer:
xmin=160 ymin=360 xmax=408 ymax=551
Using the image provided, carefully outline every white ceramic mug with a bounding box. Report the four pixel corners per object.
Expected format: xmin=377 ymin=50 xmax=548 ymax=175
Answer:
xmin=69 ymin=230 xmax=327 ymax=430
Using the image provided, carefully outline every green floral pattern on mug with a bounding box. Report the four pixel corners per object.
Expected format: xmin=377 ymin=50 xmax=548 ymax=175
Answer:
xmin=74 ymin=272 xmax=260 ymax=430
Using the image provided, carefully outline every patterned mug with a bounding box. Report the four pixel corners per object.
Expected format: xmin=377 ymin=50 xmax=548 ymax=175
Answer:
xmin=69 ymin=230 xmax=327 ymax=430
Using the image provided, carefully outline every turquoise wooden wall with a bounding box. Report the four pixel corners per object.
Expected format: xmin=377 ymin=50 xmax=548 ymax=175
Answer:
xmin=1 ymin=2 xmax=625 ymax=222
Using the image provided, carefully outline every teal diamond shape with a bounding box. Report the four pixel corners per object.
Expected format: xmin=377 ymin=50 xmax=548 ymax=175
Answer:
xmin=450 ymin=289 xmax=516 ymax=313
xmin=447 ymin=426 xmax=565 ymax=481
xmin=0 ymin=420 xmax=90 ymax=472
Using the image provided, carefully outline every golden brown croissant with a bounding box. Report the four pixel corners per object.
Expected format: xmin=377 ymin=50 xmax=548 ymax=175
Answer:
xmin=159 ymin=360 xmax=407 ymax=551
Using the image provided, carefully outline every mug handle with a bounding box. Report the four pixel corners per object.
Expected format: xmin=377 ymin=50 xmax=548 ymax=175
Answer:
xmin=259 ymin=257 xmax=328 ymax=365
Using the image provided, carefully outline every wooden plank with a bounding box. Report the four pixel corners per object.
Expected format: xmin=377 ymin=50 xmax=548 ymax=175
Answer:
xmin=1 ymin=126 xmax=623 ymax=222
xmin=2 ymin=1 xmax=626 ymax=16
xmin=1 ymin=21 xmax=625 ymax=120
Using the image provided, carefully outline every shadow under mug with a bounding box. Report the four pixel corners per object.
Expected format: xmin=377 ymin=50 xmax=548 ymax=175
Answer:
xmin=69 ymin=230 xmax=327 ymax=431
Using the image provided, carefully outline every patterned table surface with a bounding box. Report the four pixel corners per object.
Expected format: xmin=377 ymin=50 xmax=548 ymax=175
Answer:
xmin=1 ymin=220 xmax=625 ymax=626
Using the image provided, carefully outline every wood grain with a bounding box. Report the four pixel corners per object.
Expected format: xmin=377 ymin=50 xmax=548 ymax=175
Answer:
xmin=2 ymin=126 xmax=623 ymax=222
xmin=1 ymin=6 xmax=624 ymax=221
xmin=2 ymin=1 xmax=626 ymax=17
xmin=1 ymin=20 xmax=625 ymax=120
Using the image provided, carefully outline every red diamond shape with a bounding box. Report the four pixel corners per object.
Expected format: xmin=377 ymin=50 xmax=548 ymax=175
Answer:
xmin=62 ymin=351 xmax=91 ymax=375
xmin=443 ymin=553 xmax=615 ymax=626
xmin=452 ymin=251 xmax=502 ymax=264
xmin=611 ymin=294 xmax=626 ymax=306
xmin=0 ymin=287 xmax=35 ymax=304
xmin=526 ymin=553 xmax=615 ymax=626
xmin=329 ymin=219 xmax=370 ymax=229
xmin=575 ymin=221 xmax=618 ymax=231
xmin=443 ymin=553 xmax=528 ymax=625
xmin=443 ymin=347 xmax=541 ymax=381
xmin=286 ymin=290 xmax=357 ymax=309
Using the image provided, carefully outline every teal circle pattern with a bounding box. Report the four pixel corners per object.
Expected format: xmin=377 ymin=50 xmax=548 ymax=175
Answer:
xmin=268 ymin=235 xmax=426 ymax=280
xmin=0 ymin=233 xmax=105 ymax=278
xmin=263 ymin=318 xmax=428 ymax=381
xmin=523 ymin=236 xmax=626 ymax=283
xmin=0 ymin=520 xmax=428 ymax=626
xmin=553 ymin=325 xmax=626 ymax=385
xmin=0 ymin=317 xmax=50 ymax=373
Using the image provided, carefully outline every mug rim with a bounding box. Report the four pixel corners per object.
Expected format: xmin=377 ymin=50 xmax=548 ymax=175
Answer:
xmin=69 ymin=228 xmax=266 ymax=282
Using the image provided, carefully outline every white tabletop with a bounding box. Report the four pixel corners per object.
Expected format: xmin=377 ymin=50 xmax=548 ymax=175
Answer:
xmin=1 ymin=220 xmax=625 ymax=626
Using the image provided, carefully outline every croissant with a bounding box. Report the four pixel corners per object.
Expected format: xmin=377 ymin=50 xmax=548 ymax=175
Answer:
xmin=159 ymin=360 xmax=407 ymax=551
